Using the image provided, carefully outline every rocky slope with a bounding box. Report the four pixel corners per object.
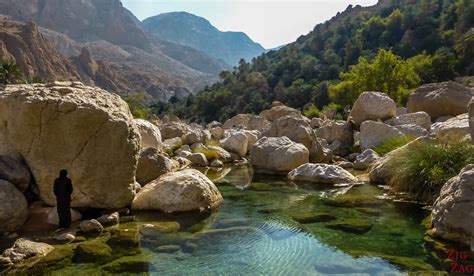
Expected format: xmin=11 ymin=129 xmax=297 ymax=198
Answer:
xmin=0 ymin=0 xmax=229 ymax=100
xmin=0 ymin=19 xmax=79 ymax=82
xmin=142 ymin=12 xmax=266 ymax=66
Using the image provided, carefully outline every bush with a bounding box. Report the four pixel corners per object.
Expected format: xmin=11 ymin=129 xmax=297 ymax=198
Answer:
xmin=374 ymin=135 xmax=415 ymax=156
xmin=303 ymin=104 xmax=321 ymax=119
xmin=385 ymin=139 xmax=474 ymax=203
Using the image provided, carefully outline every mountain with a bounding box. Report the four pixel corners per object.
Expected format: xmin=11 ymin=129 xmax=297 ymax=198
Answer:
xmin=161 ymin=0 xmax=474 ymax=122
xmin=0 ymin=0 xmax=232 ymax=100
xmin=0 ymin=19 xmax=80 ymax=82
xmin=141 ymin=12 xmax=266 ymax=66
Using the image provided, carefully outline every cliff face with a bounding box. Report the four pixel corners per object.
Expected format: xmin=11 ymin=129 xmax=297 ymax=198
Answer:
xmin=0 ymin=0 xmax=151 ymax=50
xmin=0 ymin=19 xmax=79 ymax=82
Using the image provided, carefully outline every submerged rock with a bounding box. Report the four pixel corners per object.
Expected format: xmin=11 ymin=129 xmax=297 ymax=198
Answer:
xmin=0 ymin=83 xmax=140 ymax=209
xmin=101 ymin=254 xmax=154 ymax=273
xmin=348 ymin=92 xmax=396 ymax=127
xmin=79 ymin=219 xmax=104 ymax=234
xmin=431 ymin=165 xmax=474 ymax=245
xmin=288 ymin=164 xmax=357 ymax=184
xmin=132 ymin=169 xmax=223 ymax=213
xmin=97 ymin=212 xmax=120 ymax=227
xmin=291 ymin=213 xmax=337 ymax=224
xmin=326 ymin=219 xmax=373 ymax=234
xmin=0 ymin=180 xmax=28 ymax=234
xmin=249 ymin=136 xmax=309 ymax=175
xmin=73 ymin=240 xmax=112 ymax=264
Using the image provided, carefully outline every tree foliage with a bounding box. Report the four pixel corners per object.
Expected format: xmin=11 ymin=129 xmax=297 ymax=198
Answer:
xmin=158 ymin=0 xmax=474 ymax=122
xmin=0 ymin=59 xmax=24 ymax=85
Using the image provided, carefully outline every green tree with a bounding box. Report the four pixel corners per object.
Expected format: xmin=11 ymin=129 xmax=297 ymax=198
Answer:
xmin=0 ymin=59 xmax=24 ymax=85
xmin=329 ymin=49 xmax=420 ymax=106
xmin=123 ymin=92 xmax=152 ymax=119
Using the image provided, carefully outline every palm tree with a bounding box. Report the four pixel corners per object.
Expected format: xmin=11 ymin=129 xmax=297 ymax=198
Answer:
xmin=0 ymin=59 xmax=24 ymax=85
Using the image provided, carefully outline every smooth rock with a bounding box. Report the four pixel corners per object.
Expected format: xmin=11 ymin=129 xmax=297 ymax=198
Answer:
xmin=159 ymin=122 xmax=190 ymax=140
xmin=188 ymin=153 xmax=209 ymax=167
xmin=209 ymin=127 xmax=225 ymax=140
xmin=385 ymin=111 xmax=432 ymax=129
xmin=395 ymin=124 xmax=430 ymax=138
xmin=265 ymin=114 xmax=314 ymax=149
xmin=259 ymin=105 xmax=301 ymax=122
xmin=97 ymin=212 xmax=119 ymax=227
xmin=136 ymin=148 xmax=179 ymax=185
xmin=348 ymin=92 xmax=396 ymax=127
xmin=47 ymin=207 xmax=82 ymax=226
xmin=288 ymin=163 xmax=357 ymax=184
xmin=360 ymin=121 xmax=404 ymax=150
xmin=79 ymin=219 xmax=104 ymax=234
xmin=314 ymin=120 xmax=353 ymax=147
xmin=353 ymin=149 xmax=380 ymax=170
xmin=0 ymin=84 xmax=140 ymax=208
xmin=407 ymin=81 xmax=474 ymax=119
xmin=432 ymin=165 xmax=474 ymax=245
xmin=223 ymin=114 xmax=251 ymax=129
xmin=134 ymin=119 xmax=162 ymax=151
xmin=132 ymin=169 xmax=223 ymax=213
xmin=0 ymin=155 xmax=30 ymax=192
xmin=0 ymin=180 xmax=28 ymax=234
xmin=430 ymin=114 xmax=470 ymax=141
xmin=220 ymin=132 xmax=248 ymax=157
xmin=249 ymin=137 xmax=309 ymax=175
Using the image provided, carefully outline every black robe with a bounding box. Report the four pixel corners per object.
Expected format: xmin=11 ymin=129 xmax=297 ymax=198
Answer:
xmin=53 ymin=177 xmax=73 ymax=228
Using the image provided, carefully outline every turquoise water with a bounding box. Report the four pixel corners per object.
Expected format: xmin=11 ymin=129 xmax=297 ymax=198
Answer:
xmin=7 ymin=165 xmax=460 ymax=275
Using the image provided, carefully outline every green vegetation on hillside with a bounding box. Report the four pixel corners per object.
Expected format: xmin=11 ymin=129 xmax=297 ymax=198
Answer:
xmin=0 ymin=59 xmax=24 ymax=85
xmin=154 ymin=0 xmax=474 ymax=122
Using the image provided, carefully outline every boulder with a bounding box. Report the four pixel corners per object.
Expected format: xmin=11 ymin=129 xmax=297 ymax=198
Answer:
xmin=47 ymin=207 xmax=82 ymax=226
xmin=97 ymin=212 xmax=119 ymax=227
xmin=207 ymin=145 xmax=233 ymax=163
xmin=0 ymin=155 xmax=30 ymax=192
xmin=206 ymin=121 xmax=221 ymax=129
xmin=407 ymin=81 xmax=474 ymax=119
xmin=1 ymin=238 xmax=54 ymax=264
xmin=360 ymin=121 xmax=404 ymax=150
xmin=249 ymin=136 xmax=309 ymax=175
xmin=310 ymin=117 xmax=324 ymax=128
xmin=163 ymin=137 xmax=182 ymax=151
xmin=0 ymin=180 xmax=28 ymax=234
xmin=188 ymin=153 xmax=209 ymax=167
xmin=288 ymin=163 xmax=357 ymax=184
xmin=136 ymin=148 xmax=179 ymax=185
xmin=223 ymin=114 xmax=251 ymax=129
xmin=431 ymin=165 xmax=474 ymax=245
xmin=430 ymin=114 xmax=470 ymax=141
xmin=220 ymin=132 xmax=248 ymax=157
xmin=315 ymin=120 xmax=353 ymax=145
xmin=0 ymin=83 xmax=140 ymax=209
xmin=396 ymin=107 xmax=408 ymax=115
xmin=395 ymin=124 xmax=430 ymax=138
xmin=385 ymin=111 xmax=431 ymax=129
xmin=209 ymin=127 xmax=225 ymax=140
xmin=159 ymin=122 xmax=190 ymax=140
xmin=133 ymin=119 xmax=162 ymax=151
xmin=182 ymin=129 xmax=207 ymax=145
xmin=311 ymin=138 xmax=333 ymax=163
xmin=348 ymin=92 xmax=396 ymax=127
xmin=132 ymin=169 xmax=223 ymax=213
xmin=247 ymin=116 xmax=272 ymax=133
xmin=470 ymin=99 xmax=474 ymax=142
xmin=265 ymin=114 xmax=314 ymax=149
xmin=79 ymin=219 xmax=104 ymax=234
xmin=259 ymin=105 xmax=301 ymax=122
xmin=353 ymin=149 xmax=380 ymax=170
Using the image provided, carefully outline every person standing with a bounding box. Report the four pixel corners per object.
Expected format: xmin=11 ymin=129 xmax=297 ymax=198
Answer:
xmin=53 ymin=169 xmax=73 ymax=229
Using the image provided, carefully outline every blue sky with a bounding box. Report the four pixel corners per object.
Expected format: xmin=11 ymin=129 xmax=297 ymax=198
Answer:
xmin=122 ymin=0 xmax=378 ymax=49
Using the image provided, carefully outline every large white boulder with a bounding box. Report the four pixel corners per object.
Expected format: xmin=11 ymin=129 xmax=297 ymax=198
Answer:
xmin=0 ymin=180 xmax=28 ymax=234
xmin=288 ymin=163 xmax=357 ymax=184
xmin=249 ymin=136 xmax=309 ymax=174
xmin=353 ymin=149 xmax=380 ymax=170
xmin=220 ymin=132 xmax=248 ymax=157
xmin=348 ymin=92 xmax=396 ymax=127
xmin=223 ymin=114 xmax=251 ymax=129
xmin=0 ymin=83 xmax=140 ymax=208
xmin=159 ymin=122 xmax=191 ymax=140
xmin=265 ymin=115 xmax=314 ymax=149
xmin=360 ymin=121 xmax=404 ymax=150
xmin=407 ymin=81 xmax=474 ymax=119
xmin=431 ymin=165 xmax=474 ymax=245
xmin=132 ymin=169 xmax=223 ymax=213
xmin=134 ymin=119 xmax=163 ymax=151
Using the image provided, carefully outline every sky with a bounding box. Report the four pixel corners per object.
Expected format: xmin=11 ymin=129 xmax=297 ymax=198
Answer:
xmin=122 ymin=0 xmax=378 ymax=49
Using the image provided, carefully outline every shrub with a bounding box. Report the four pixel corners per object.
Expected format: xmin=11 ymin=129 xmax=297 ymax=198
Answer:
xmin=303 ymin=104 xmax=321 ymax=119
xmin=374 ymin=135 xmax=415 ymax=156
xmin=194 ymin=148 xmax=220 ymax=161
xmin=385 ymin=139 xmax=474 ymax=203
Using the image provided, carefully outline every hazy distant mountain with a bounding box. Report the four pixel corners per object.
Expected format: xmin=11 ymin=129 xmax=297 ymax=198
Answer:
xmin=141 ymin=12 xmax=266 ymax=66
xmin=0 ymin=0 xmax=232 ymax=100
